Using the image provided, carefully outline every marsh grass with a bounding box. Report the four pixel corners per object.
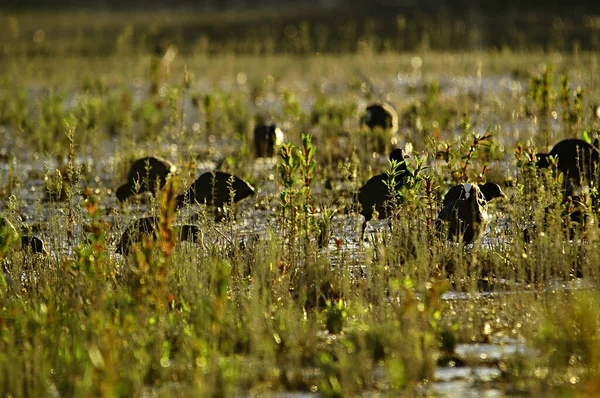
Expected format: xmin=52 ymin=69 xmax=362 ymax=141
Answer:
xmin=2 ymin=8 xmax=600 ymax=397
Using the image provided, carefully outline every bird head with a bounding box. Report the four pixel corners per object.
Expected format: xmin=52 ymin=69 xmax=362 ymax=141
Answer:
xmin=535 ymin=153 xmax=551 ymax=169
xmin=389 ymin=148 xmax=410 ymax=162
xmin=480 ymin=182 xmax=506 ymax=202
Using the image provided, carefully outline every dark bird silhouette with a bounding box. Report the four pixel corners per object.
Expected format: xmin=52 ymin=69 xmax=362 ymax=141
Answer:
xmin=20 ymin=235 xmax=48 ymax=255
xmin=357 ymin=148 xmax=411 ymax=235
xmin=116 ymin=217 xmax=155 ymax=255
xmin=442 ymin=182 xmax=506 ymax=207
xmin=437 ymin=184 xmax=489 ymax=245
xmin=254 ymin=123 xmax=283 ymax=157
xmin=359 ymin=103 xmax=399 ymax=154
xmin=116 ymin=157 xmax=175 ymax=202
xmin=360 ymin=103 xmax=398 ymax=134
xmin=535 ymin=139 xmax=600 ymax=188
xmin=1 ymin=217 xmax=47 ymax=255
xmin=116 ymin=216 xmax=201 ymax=255
xmin=175 ymin=171 xmax=255 ymax=211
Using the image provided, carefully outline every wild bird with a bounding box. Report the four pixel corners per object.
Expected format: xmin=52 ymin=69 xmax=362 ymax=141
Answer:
xmin=357 ymin=148 xmax=411 ymax=235
xmin=436 ymin=183 xmax=490 ymax=245
xmin=116 ymin=216 xmax=200 ymax=256
xmin=254 ymin=122 xmax=284 ymax=157
xmin=442 ymin=182 xmax=506 ymax=207
xmin=116 ymin=157 xmax=176 ymax=202
xmin=360 ymin=103 xmax=399 ymax=134
xmin=175 ymin=171 xmax=255 ymax=213
xmin=20 ymin=235 xmax=48 ymax=255
xmin=535 ymin=139 xmax=600 ymax=189
xmin=359 ymin=103 xmax=399 ymax=154
xmin=0 ymin=216 xmax=47 ymax=255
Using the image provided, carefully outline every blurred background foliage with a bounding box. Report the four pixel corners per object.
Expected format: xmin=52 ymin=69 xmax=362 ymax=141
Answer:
xmin=1 ymin=1 xmax=600 ymax=57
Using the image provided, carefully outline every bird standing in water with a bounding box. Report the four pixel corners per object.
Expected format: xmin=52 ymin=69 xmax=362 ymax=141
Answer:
xmin=357 ymin=148 xmax=411 ymax=236
xmin=116 ymin=216 xmax=201 ymax=256
xmin=175 ymin=171 xmax=255 ymax=219
xmin=535 ymin=139 xmax=600 ymax=191
xmin=442 ymin=182 xmax=505 ymax=207
xmin=437 ymin=183 xmax=491 ymax=245
xmin=116 ymin=157 xmax=176 ymax=202
xmin=254 ymin=122 xmax=284 ymax=158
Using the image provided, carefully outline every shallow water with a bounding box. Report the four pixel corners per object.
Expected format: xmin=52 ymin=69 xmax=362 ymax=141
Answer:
xmin=0 ymin=70 xmax=595 ymax=396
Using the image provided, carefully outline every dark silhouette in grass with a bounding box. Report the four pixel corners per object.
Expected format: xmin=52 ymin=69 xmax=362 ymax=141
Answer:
xmin=254 ymin=123 xmax=283 ymax=158
xmin=21 ymin=235 xmax=48 ymax=255
xmin=359 ymin=103 xmax=399 ymax=154
xmin=1 ymin=217 xmax=48 ymax=255
xmin=116 ymin=157 xmax=175 ymax=202
xmin=357 ymin=148 xmax=410 ymax=235
xmin=116 ymin=216 xmax=200 ymax=256
xmin=360 ymin=103 xmax=398 ymax=134
xmin=442 ymin=182 xmax=506 ymax=207
xmin=437 ymin=184 xmax=489 ymax=245
xmin=175 ymin=171 xmax=255 ymax=214
xmin=535 ymin=139 xmax=600 ymax=189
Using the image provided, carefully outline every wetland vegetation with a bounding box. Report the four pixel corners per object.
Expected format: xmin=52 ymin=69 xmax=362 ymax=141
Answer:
xmin=2 ymin=5 xmax=600 ymax=397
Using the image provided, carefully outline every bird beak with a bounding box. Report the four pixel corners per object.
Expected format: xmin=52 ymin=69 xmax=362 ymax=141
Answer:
xmin=404 ymin=153 xmax=411 ymax=159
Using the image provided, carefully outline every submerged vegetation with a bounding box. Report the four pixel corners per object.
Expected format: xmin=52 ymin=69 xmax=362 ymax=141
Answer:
xmin=2 ymin=6 xmax=600 ymax=397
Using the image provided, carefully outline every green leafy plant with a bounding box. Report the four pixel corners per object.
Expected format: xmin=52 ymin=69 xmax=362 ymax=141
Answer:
xmin=325 ymin=299 xmax=348 ymax=334
xmin=439 ymin=120 xmax=495 ymax=184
